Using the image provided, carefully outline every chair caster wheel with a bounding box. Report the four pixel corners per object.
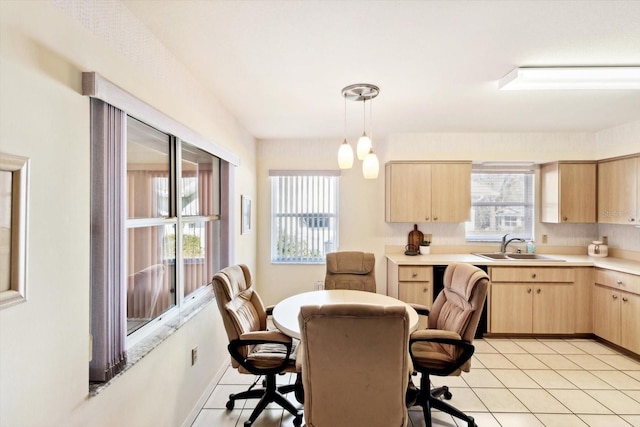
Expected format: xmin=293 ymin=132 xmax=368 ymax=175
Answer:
xmin=293 ymin=414 xmax=303 ymax=427
xmin=225 ymin=399 xmax=234 ymax=410
xmin=467 ymin=416 xmax=476 ymax=427
xmin=244 ymin=421 xmax=253 ymax=427
xmin=443 ymin=390 xmax=453 ymax=400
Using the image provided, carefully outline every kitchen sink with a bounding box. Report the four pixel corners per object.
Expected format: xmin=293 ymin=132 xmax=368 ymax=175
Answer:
xmin=472 ymin=253 xmax=564 ymax=261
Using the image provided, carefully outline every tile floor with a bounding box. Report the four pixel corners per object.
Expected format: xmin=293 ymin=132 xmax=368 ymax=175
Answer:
xmin=191 ymin=338 xmax=640 ymax=427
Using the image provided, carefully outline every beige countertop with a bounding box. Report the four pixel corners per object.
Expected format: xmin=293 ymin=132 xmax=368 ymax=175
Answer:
xmin=385 ymin=253 xmax=640 ymax=275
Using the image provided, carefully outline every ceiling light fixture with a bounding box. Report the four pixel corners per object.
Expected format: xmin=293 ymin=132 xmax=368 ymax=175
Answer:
xmin=338 ymin=83 xmax=380 ymax=179
xmin=498 ymin=66 xmax=640 ymax=90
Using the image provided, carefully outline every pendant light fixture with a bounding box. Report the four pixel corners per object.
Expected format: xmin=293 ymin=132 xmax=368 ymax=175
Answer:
xmin=338 ymin=83 xmax=380 ymax=179
xmin=337 ymin=93 xmax=354 ymax=169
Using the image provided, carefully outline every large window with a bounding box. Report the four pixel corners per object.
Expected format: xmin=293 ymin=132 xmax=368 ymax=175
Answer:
xmin=125 ymin=118 xmax=220 ymax=334
xmin=465 ymin=168 xmax=534 ymax=242
xmin=270 ymin=171 xmax=339 ymax=264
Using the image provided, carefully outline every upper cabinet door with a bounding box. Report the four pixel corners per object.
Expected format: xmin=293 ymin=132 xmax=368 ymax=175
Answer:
xmin=598 ymin=156 xmax=639 ymax=224
xmin=541 ymin=162 xmax=596 ymax=223
xmin=385 ymin=162 xmax=471 ymax=223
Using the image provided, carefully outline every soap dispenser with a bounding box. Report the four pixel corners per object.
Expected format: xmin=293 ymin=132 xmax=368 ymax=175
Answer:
xmin=526 ymin=240 xmax=536 ymax=254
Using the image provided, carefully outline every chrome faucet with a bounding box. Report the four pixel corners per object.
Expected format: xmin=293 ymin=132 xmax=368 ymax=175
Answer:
xmin=500 ymin=233 xmax=525 ymax=253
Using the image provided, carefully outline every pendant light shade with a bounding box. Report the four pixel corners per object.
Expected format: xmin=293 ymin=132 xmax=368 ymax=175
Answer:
xmin=338 ymin=138 xmax=354 ymax=169
xmin=338 ymin=83 xmax=380 ymax=178
xmin=362 ymin=148 xmax=379 ymax=179
xmin=356 ymin=132 xmax=371 ymax=160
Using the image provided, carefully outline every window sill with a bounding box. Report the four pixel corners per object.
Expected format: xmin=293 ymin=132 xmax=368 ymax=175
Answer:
xmin=89 ymin=287 xmax=215 ymax=396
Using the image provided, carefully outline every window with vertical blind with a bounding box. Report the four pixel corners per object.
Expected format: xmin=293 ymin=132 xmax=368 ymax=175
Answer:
xmin=465 ymin=166 xmax=535 ymax=242
xmin=269 ymin=170 xmax=340 ymax=264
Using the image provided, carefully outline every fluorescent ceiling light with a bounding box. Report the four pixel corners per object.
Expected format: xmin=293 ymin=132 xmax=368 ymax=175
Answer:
xmin=498 ymin=67 xmax=640 ymax=90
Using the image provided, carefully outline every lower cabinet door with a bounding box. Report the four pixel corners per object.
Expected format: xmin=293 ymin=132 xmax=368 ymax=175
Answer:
xmin=532 ymin=284 xmax=575 ymax=334
xmin=593 ymin=285 xmax=621 ymax=345
xmin=490 ymin=284 xmax=533 ymax=333
xmin=621 ymin=292 xmax=640 ymax=354
xmin=398 ymin=281 xmax=432 ymax=308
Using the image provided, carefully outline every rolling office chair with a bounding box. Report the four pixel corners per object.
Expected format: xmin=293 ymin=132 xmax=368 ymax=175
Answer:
xmin=296 ymin=303 xmax=411 ymax=427
xmin=408 ymin=263 xmax=489 ymax=427
xmin=212 ymin=264 xmax=302 ymax=427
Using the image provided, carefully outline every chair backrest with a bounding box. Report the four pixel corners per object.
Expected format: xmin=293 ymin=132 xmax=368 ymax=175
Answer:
xmin=428 ymin=263 xmax=489 ymax=369
xmin=298 ymin=304 xmax=409 ymax=427
xmin=212 ymin=264 xmax=268 ymax=367
xmin=324 ymin=251 xmax=376 ymax=292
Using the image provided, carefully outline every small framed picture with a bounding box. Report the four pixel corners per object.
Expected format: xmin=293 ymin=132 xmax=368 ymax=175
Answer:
xmin=241 ymin=195 xmax=251 ymax=234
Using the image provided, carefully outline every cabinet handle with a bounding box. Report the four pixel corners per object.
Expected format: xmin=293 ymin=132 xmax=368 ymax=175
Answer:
xmin=412 ymin=273 xmax=418 ymax=278
xmin=527 ymin=288 xmax=532 ymax=293
xmin=433 ymin=216 xmax=438 ymax=221
xmin=425 ymin=217 xmax=430 ymax=221
xmin=612 ymin=294 xmax=618 ymax=299
xmin=622 ymin=297 xmax=629 ymax=302
xmin=616 ymin=280 xmax=623 ymax=285
xmin=423 ymin=287 xmax=428 ymax=293
xmin=630 ymin=218 xmax=636 ymax=222
xmin=532 ymin=273 xmax=537 ymax=279
xmin=537 ymin=288 xmax=541 ymax=294
xmin=562 ymin=216 xmax=568 ymax=221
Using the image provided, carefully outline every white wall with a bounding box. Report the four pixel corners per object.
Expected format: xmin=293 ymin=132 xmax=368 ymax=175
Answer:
xmin=0 ymin=1 xmax=255 ymax=426
xmin=256 ymin=130 xmax=640 ymax=305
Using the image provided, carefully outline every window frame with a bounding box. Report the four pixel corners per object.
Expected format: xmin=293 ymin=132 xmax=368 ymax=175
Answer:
xmin=269 ymin=170 xmax=340 ymax=264
xmin=465 ymin=166 xmax=535 ymax=243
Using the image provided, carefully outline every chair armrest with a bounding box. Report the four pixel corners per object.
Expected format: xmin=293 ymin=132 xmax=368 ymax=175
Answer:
xmin=408 ymin=303 xmax=430 ymax=316
xmin=265 ymin=305 xmax=274 ymax=316
xmin=409 ymin=330 xmax=475 ymax=376
xmin=228 ymin=331 xmax=293 ymax=375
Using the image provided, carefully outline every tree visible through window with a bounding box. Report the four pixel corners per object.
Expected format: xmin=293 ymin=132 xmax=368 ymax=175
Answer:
xmin=465 ymin=170 xmax=534 ymax=242
xmin=270 ymin=171 xmax=339 ymax=264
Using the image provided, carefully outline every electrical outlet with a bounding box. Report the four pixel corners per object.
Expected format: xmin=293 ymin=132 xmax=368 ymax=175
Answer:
xmin=542 ymin=234 xmax=548 ymax=244
xmin=191 ymin=346 xmax=198 ymax=366
xmin=602 ymin=236 xmax=608 ymax=245
xmin=314 ymin=280 xmax=324 ymax=291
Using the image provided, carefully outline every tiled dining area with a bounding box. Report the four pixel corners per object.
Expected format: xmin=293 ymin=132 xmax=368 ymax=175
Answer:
xmin=191 ymin=338 xmax=640 ymax=427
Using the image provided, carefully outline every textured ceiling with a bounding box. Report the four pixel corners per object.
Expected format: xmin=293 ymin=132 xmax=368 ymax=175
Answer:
xmin=123 ymin=0 xmax=640 ymax=140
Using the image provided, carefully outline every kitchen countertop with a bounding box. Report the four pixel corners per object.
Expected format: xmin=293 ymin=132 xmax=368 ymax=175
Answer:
xmin=385 ymin=253 xmax=640 ymax=276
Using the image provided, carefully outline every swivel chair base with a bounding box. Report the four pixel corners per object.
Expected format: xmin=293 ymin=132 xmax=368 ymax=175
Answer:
xmin=415 ymin=374 xmax=477 ymax=427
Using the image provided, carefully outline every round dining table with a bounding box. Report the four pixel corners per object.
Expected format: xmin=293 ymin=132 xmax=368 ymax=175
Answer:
xmin=272 ymin=289 xmax=420 ymax=339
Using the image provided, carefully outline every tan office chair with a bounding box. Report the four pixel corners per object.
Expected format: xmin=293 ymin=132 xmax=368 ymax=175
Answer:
xmin=297 ymin=304 xmax=410 ymax=427
xmin=212 ymin=264 xmax=302 ymax=427
xmin=325 ymin=251 xmax=430 ymax=316
xmin=408 ymin=263 xmax=489 ymax=427
xmin=324 ymin=251 xmax=376 ymax=292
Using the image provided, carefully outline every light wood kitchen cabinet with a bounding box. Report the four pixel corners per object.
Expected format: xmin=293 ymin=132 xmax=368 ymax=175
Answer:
xmin=593 ymin=268 xmax=640 ymax=355
xmin=573 ymin=267 xmax=593 ymax=334
xmin=540 ymin=162 xmax=596 ymax=223
xmin=387 ymin=260 xmax=433 ymax=328
xmin=597 ymin=154 xmax=639 ymax=225
xmin=385 ymin=161 xmax=471 ymax=223
xmin=489 ymin=267 xmax=576 ymax=334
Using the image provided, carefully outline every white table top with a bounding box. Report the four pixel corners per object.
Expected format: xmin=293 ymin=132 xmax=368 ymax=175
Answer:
xmin=271 ymin=289 xmax=420 ymax=339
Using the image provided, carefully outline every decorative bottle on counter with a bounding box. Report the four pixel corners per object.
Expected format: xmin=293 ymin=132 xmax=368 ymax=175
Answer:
xmin=526 ymin=240 xmax=535 ymax=254
xmin=588 ymin=240 xmax=608 ymax=257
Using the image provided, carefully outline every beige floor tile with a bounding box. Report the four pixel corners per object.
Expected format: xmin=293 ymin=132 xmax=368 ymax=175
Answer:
xmin=190 ymin=408 xmax=242 ymax=427
xmin=454 ymin=412 xmax=501 ymax=427
xmin=524 ymin=369 xmax=577 ymax=389
xmin=539 ymin=340 xmax=587 ymax=354
xmin=470 ymin=355 xmax=485 ymax=368
xmin=510 ymin=388 xmax=570 ymax=413
xmin=625 ymin=370 xmax=640 ymax=381
xmin=534 ymin=354 xmax=582 ymax=370
xmin=505 ymin=353 xmax=550 ymax=369
xmin=430 ymin=374 xmax=468 ymax=388
xmin=491 ymin=369 xmax=540 ymax=388
xmin=621 ymin=415 xmax=640 ymax=426
xmin=534 ymin=413 xmax=589 ymax=426
xmin=203 ymin=384 xmax=251 ymax=409
xmin=512 ymin=340 xmax=557 ymax=354
xmin=219 ymin=367 xmax=261 ymax=385
xmin=558 ymin=370 xmax=615 ymax=390
xmin=474 ymin=353 xmax=518 ymax=369
xmin=565 ymin=354 xmax=617 ymax=370
xmin=492 ymin=413 xmax=545 ymax=426
xmin=594 ymin=354 xmax=640 ymax=371
xmin=578 ymin=414 xmax=635 ymax=427
xmin=461 ymin=368 xmax=504 ymax=388
xmin=569 ymin=341 xmax=618 ymax=355
xmin=443 ymin=387 xmax=489 ymax=412
xmin=408 ymin=409 xmax=458 ymax=427
xmin=238 ymin=408 xmax=284 ymax=427
xmin=624 ymin=389 xmax=640 ymax=403
xmin=591 ymin=370 xmax=640 ymax=390
xmin=487 ymin=339 xmax=528 ymax=354
xmin=548 ymin=389 xmax=612 ymax=414
xmin=586 ymin=389 xmax=640 ymax=414
xmin=473 ymin=339 xmax=499 ymax=354
xmin=474 ymin=388 xmax=529 ymax=413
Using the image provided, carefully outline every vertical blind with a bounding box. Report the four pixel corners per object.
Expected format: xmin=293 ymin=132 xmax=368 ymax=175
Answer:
xmin=269 ymin=170 xmax=339 ymax=264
